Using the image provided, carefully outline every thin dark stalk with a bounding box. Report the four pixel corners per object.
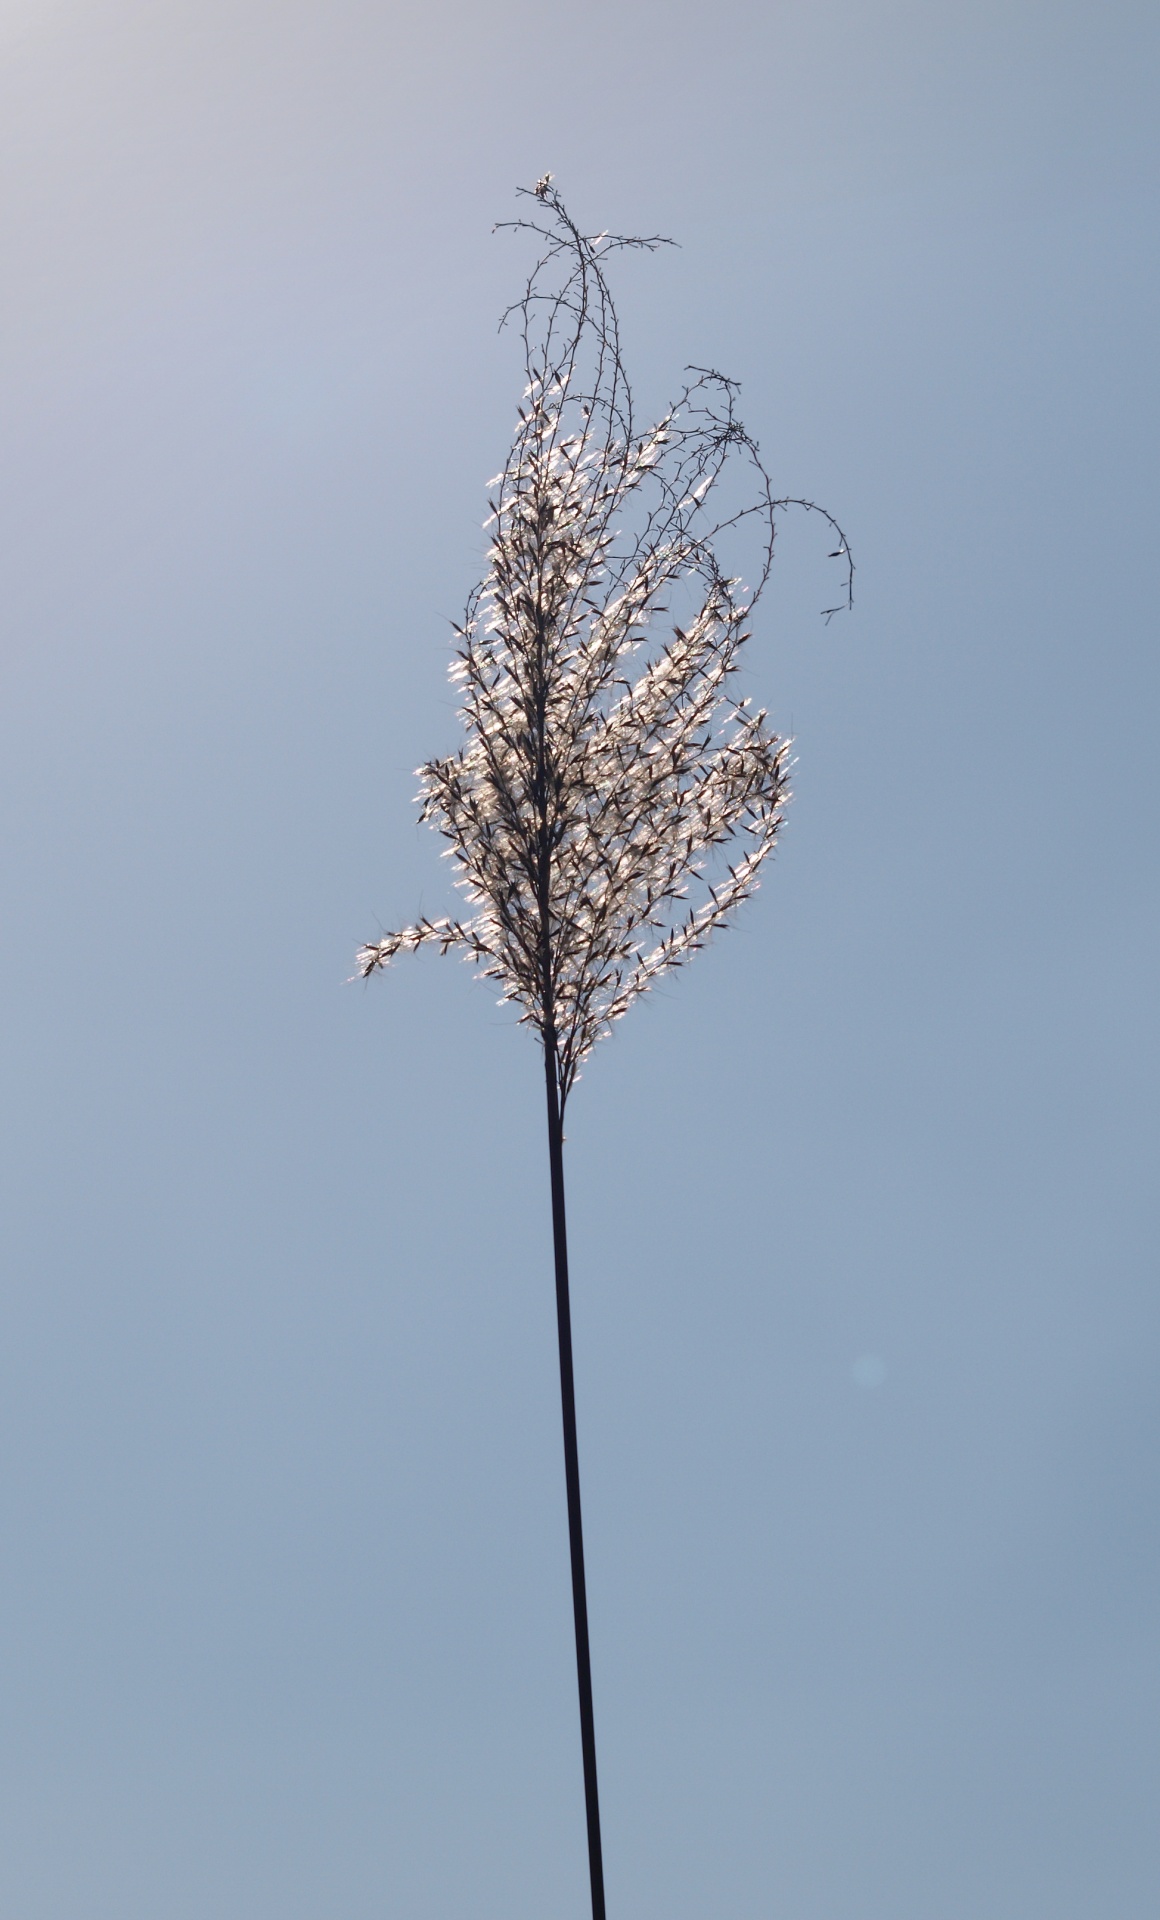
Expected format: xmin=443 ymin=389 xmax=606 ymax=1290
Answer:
xmin=543 ymin=1029 xmax=606 ymax=1920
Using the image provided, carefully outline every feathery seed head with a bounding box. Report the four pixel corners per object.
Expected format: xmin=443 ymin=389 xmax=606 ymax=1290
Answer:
xmin=358 ymin=184 xmax=851 ymax=1105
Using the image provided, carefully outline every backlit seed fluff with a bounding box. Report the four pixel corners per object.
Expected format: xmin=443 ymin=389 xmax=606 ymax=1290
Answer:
xmin=358 ymin=185 xmax=851 ymax=1104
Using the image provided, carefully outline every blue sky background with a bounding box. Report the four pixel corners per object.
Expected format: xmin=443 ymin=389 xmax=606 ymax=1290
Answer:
xmin=0 ymin=2 xmax=1157 ymax=1915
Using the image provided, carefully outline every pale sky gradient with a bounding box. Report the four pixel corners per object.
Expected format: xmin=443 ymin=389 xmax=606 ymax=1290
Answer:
xmin=1 ymin=3 xmax=1157 ymax=1916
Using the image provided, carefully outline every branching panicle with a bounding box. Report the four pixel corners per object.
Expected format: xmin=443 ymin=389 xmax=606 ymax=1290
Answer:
xmin=358 ymin=182 xmax=851 ymax=1105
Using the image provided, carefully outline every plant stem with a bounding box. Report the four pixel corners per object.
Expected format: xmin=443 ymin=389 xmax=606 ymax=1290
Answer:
xmin=543 ymin=1033 xmax=607 ymax=1920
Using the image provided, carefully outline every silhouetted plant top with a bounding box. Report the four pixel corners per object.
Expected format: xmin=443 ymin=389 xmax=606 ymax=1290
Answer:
xmin=358 ymin=179 xmax=851 ymax=1105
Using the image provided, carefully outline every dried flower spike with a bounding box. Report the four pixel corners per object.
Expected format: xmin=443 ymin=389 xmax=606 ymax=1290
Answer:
xmin=358 ymin=183 xmax=850 ymax=1920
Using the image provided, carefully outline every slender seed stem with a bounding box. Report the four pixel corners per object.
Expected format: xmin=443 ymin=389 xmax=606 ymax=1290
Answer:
xmin=356 ymin=187 xmax=849 ymax=1920
xmin=544 ymin=1031 xmax=606 ymax=1920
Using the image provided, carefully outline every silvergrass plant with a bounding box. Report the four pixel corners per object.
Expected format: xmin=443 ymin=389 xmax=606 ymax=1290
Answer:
xmin=358 ymin=178 xmax=851 ymax=1920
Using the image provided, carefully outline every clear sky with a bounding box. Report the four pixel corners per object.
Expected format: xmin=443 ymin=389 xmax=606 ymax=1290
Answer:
xmin=0 ymin=2 xmax=1157 ymax=1916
